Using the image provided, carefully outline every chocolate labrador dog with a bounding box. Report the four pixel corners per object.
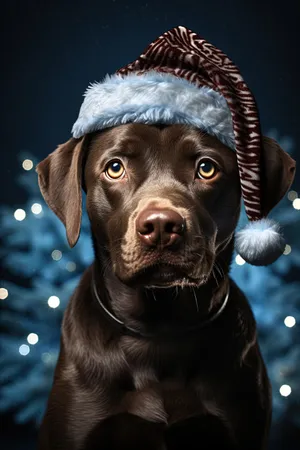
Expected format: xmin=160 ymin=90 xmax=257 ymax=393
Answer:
xmin=36 ymin=123 xmax=295 ymax=450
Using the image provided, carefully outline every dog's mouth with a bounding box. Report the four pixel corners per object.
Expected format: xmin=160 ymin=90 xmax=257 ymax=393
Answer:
xmin=127 ymin=263 xmax=207 ymax=288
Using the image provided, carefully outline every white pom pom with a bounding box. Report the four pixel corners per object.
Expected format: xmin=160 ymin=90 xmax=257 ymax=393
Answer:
xmin=235 ymin=219 xmax=285 ymax=266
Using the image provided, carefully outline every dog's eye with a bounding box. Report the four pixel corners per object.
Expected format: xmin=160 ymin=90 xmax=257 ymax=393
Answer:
xmin=197 ymin=160 xmax=217 ymax=180
xmin=105 ymin=160 xmax=126 ymax=179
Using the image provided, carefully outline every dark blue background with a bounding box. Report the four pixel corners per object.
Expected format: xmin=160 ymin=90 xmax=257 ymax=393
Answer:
xmin=1 ymin=0 xmax=299 ymax=448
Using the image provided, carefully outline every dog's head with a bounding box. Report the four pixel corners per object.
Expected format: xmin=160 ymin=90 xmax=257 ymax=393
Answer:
xmin=37 ymin=124 xmax=295 ymax=288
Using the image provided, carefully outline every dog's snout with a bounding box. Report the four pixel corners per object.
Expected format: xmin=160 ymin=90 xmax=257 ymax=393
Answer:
xmin=136 ymin=208 xmax=185 ymax=248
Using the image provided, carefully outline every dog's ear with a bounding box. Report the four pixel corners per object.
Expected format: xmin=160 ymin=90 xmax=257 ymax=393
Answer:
xmin=36 ymin=137 xmax=87 ymax=248
xmin=261 ymin=136 xmax=296 ymax=215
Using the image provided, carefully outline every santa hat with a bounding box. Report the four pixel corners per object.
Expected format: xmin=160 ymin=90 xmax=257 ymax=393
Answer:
xmin=72 ymin=25 xmax=285 ymax=266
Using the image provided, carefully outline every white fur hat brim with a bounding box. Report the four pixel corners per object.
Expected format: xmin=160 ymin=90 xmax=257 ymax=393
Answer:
xmin=72 ymin=71 xmax=235 ymax=150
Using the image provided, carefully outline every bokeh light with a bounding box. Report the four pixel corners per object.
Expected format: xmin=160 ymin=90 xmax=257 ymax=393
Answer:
xmin=31 ymin=203 xmax=42 ymax=215
xmin=22 ymin=159 xmax=33 ymax=171
xmin=47 ymin=296 xmax=60 ymax=308
xmin=51 ymin=250 xmax=62 ymax=261
xmin=284 ymin=316 xmax=296 ymax=328
xmin=235 ymin=254 xmax=246 ymax=265
xmin=14 ymin=209 xmax=26 ymax=221
xmin=292 ymin=198 xmax=300 ymax=210
xmin=19 ymin=344 xmax=30 ymax=356
xmin=66 ymin=262 xmax=76 ymax=272
xmin=0 ymin=288 xmax=8 ymax=300
xmin=280 ymin=384 xmax=292 ymax=397
xmin=287 ymin=190 xmax=298 ymax=201
xmin=27 ymin=333 xmax=39 ymax=345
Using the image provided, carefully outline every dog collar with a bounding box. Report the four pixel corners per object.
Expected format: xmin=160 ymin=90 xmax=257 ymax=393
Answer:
xmin=91 ymin=271 xmax=230 ymax=338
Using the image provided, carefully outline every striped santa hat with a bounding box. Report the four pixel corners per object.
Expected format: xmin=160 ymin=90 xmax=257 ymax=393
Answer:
xmin=72 ymin=25 xmax=286 ymax=266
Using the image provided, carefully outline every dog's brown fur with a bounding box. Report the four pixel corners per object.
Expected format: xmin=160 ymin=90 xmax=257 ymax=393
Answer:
xmin=36 ymin=124 xmax=295 ymax=450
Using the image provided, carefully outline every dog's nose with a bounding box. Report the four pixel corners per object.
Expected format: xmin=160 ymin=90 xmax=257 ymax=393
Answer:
xmin=136 ymin=208 xmax=185 ymax=248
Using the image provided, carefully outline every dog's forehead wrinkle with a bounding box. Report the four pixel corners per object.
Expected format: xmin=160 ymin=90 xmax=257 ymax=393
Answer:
xmin=89 ymin=126 xmax=233 ymax=181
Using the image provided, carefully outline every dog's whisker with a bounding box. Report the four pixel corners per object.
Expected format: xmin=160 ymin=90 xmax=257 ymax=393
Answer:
xmin=192 ymin=287 xmax=199 ymax=313
xmin=103 ymin=261 xmax=113 ymax=278
xmin=99 ymin=257 xmax=110 ymax=276
xmin=214 ymin=262 xmax=225 ymax=280
xmin=111 ymin=239 xmax=124 ymax=248
xmin=215 ymin=234 xmax=234 ymax=254
xmin=212 ymin=267 xmax=220 ymax=288
xmin=152 ymin=291 xmax=157 ymax=302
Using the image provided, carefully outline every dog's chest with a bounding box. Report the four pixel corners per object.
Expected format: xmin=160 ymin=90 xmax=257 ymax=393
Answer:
xmin=118 ymin=335 xmax=227 ymax=424
xmin=123 ymin=368 xmax=214 ymax=425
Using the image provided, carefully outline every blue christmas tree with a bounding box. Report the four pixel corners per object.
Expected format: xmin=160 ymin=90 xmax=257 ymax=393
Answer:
xmin=0 ymin=131 xmax=299 ymax=430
